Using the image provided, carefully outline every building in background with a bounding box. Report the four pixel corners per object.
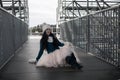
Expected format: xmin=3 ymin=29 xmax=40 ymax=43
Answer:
xmin=29 ymin=23 xmax=57 ymax=36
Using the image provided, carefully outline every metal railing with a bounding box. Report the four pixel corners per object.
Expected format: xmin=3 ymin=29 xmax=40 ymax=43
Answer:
xmin=0 ymin=7 xmax=28 ymax=69
xmin=60 ymin=4 xmax=120 ymax=67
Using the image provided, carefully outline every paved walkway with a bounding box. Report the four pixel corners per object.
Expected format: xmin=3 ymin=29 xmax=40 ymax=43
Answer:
xmin=0 ymin=35 xmax=120 ymax=80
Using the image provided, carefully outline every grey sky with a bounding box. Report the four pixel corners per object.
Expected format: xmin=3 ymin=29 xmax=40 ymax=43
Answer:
xmin=28 ymin=0 xmax=58 ymax=27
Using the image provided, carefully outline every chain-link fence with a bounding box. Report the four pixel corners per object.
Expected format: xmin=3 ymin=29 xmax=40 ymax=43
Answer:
xmin=60 ymin=5 xmax=120 ymax=68
xmin=0 ymin=8 xmax=28 ymax=69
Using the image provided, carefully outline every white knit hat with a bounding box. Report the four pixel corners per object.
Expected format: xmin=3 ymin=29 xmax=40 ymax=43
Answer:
xmin=42 ymin=24 xmax=52 ymax=32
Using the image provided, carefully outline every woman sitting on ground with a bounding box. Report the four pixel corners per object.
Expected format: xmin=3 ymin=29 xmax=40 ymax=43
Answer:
xmin=29 ymin=24 xmax=83 ymax=69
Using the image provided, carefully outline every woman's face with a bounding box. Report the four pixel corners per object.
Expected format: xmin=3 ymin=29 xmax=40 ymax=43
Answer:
xmin=46 ymin=28 xmax=51 ymax=35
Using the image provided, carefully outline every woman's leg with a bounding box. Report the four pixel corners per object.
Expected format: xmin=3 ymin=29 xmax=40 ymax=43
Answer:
xmin=65 ymin=53 xmax=83 ymax=69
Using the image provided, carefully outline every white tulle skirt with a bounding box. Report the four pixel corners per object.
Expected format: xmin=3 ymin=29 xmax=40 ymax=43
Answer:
xmin=36 ymin=42 xmax=80 ymax=68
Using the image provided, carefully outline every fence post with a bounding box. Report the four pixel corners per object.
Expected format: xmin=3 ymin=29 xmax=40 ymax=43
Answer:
xmin=0 ymin=9 xmax=2 ymax=69
xmin=86 ymin=15 xmax=90 ymax=52
xmin=118 ymin=5 xmax=120 ymax=68
xmin=86 ymin=0 xmax=90 ymax=52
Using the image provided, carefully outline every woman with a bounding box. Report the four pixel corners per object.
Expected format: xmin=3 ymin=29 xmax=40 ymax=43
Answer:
xmin=30 ymin=24 xmax=83 ymax=69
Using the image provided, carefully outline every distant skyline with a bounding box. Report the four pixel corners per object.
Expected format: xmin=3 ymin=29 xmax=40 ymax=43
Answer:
xmin=28 ymin=0 xmax=58 ymax=27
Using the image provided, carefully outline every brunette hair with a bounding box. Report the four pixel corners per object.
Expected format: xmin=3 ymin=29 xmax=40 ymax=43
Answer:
xmin=40 ymin=31 xmax=60 ymax=49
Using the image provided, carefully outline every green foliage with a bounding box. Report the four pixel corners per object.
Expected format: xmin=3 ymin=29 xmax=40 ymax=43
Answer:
xmin=30 ymin=23 xmax=56 ymax=35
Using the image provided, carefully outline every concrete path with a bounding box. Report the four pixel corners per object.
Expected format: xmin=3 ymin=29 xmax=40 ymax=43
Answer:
xmin=0 ymin=35 xmax=120 ymax=80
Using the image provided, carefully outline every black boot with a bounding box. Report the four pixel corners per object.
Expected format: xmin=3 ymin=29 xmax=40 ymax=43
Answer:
xmin=65 ymin=53 xmax=83 ymax=69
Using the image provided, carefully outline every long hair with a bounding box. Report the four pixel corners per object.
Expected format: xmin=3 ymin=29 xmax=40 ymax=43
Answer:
xmin=40 ymin=31 xmax=60 ymax=50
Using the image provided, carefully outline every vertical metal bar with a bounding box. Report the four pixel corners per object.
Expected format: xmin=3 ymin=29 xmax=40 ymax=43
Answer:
xmin=102 ymin=11 xmax=105 ymax=59
xmin=100 ymin=13 xmax=101 ymax=57
xmin=72 ymin=0 xmax=74 ymax=19
xmin=12 ymin=0 xmax=15 ymax=15
xmin=0 ymin=0 xmax=3 ymax=7
xmin=87 ymin=0 xmax=90 ymax=52
xmin=118 ymin=5 xmax=120 ymax=68
xmin=64 ymin=0 xmax=66 ymax=20
xmin=110 ymin=10 xmax=113 ymax=64
xmin=108 ymin=10 xmax=110 ymax=63
xmin=23 ymin=0 xmax=26 ymax=22
xmin=106 ymin=10 xmax=109 ymax=62
xmin=26 ymin=0 xmax=29 ymax=24
xmin=87 ymin=0 xmax=89 ymax=14
xmin=0 ymin=9 xmax=3 ymax=68
xmin=18 ymin=0 xmax=22 ymax=19
xmin=77 ymin=18 xmax=80 ymax=47
xmin=72 ymin=0 xmax=74 ymax=44
xmin=61 ymin=0 xmax=64 ymax=20
xmin=112 ymin=9 xmax=114 ymax=65
xmin=116 ymin=8 xmax=118 ymax=66
xmin=105 ymin=10 xmax=107 ymax=61
xmin=12 ymin=14 xmax=15 ymax=55
xmin=114 ymin=8 xmax=117 ymax=66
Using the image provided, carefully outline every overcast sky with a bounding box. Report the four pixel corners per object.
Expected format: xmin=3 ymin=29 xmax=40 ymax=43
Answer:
xmin=28 ymin=0 xmax=58 ymax=27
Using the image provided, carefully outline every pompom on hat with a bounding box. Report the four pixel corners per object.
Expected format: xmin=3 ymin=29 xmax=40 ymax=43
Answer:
xmin=42 ymin=24 xmax=52 ymax=32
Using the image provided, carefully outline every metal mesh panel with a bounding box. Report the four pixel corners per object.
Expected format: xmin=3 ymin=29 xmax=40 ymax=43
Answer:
xmin=89 ymin=6 xmax=120 ymax=66
xmin=0 ymin=9 xmax=14 ymax=67
xmin=60 ymin=23 xmax=67 ymax=41
xmin=79 ymin=17 xmax=87 ymax=50
xmin=0 ymin=8 xmax=28 ymax=68
xmin=60 ymin=5 xmax=120 ymax=67
xmin=14 ymin=17 xmax=22 ymax=50
xmin=66 ymin=21 xmax=73 ymax=42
